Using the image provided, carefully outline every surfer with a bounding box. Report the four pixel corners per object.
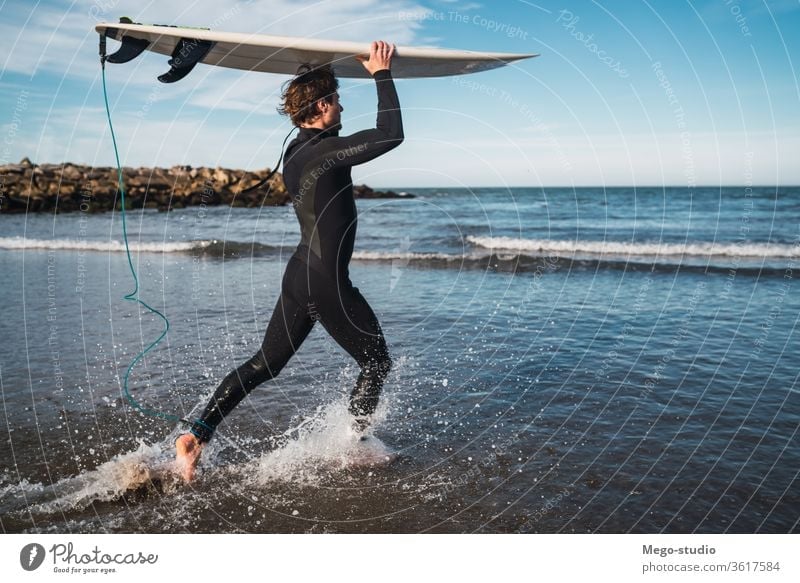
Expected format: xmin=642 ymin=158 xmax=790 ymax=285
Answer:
xmin=176 ymin=40 xmax=403 ymax=482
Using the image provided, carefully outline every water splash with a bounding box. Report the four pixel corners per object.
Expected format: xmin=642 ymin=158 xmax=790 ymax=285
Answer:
xmin=1 ymin=440 xmax=183 ymax=517
xmin=245 ymin=397 xmax=396 ymax=486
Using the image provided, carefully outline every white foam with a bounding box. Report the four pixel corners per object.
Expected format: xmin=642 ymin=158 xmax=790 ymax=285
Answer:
xmin=26 ymin=440 xmax=180 ymax=515
xmin=0 ymin=236 xmax=214 ymax=253
xmin=249 ymin=397 xmax=394 ymax=486
xmin=0 ymin=477 xmax=47 ymax=515
xmin=467 ymin=235 xmax=800 ymax=258
xmin=352 ymin=250 xmax=458 ymax=261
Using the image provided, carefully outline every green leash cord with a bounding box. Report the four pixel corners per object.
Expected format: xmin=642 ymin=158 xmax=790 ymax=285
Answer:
xmin=101 ymin=41 xmax=261 ymax=459
xmin=99 ymin=35 xmax=278 ymax=457
xmin=100 ymin=40 xmax=192 ymax=429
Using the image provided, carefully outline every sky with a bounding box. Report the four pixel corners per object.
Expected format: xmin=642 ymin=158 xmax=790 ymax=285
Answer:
xmin=1 ymin=0 xmax=798 ymax=187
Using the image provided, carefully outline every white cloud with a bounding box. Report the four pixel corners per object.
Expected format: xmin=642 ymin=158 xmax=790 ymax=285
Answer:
xmin=6 ymin=1 xmax=795 ymax=187
xmin=183 ymin=69 xmax=286 ymax=115
xmin=0 ymin=4 xmax=97 ymax=78
xmin=1 ymin=0 xmax=436 ymax=127
xmin=2 ymin=0 xmax=433 ymax=81
xmin=1 ymin=0 xmax=438 ymax=170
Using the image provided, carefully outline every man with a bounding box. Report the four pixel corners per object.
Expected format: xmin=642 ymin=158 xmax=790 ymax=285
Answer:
xmin=175 ymin=40 xmax=403 ymax=482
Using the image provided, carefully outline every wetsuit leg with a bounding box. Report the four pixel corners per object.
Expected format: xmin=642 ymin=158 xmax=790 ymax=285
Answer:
xmin=189 ymin=257 xmax=315 ymax=443
xmin=309 ymin=271 xmax=392 ymax=423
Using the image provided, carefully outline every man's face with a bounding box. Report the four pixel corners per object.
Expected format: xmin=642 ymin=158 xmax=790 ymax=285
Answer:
xmin=319 ymin=91 xmax=343 ymax=130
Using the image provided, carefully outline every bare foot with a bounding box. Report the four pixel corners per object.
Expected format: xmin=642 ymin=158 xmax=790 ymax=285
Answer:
xmin=175 ymin=433 xmax=203 ymax=482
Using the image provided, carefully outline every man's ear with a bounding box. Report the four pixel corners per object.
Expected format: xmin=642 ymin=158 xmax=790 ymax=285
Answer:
xmin=308 ymin=98 xmax=326 ymax=121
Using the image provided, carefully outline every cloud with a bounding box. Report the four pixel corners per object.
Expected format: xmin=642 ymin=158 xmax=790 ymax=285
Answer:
xmin=183 ymin=70 xmax=286 ymax=115
xmin=1 ymin=0 xmax=436 ymax=125
xmin=2 ymin=0 xmax=433 ymax=82
xmin=0 ymin=3 xmax=98 ymax=78
xmin=1 ymin=0 xmax=437 ymax=167
xmin=435 ymin=0 xmax=482 ymax=8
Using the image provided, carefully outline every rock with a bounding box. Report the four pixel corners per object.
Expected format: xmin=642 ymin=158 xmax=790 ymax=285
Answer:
xmin=353 ymin=185 xmax=414 ymax=199
xmin=1 ymin=196 xmax=29 ymax=212
xmin=59 ymin=183 xmax=77 ymax=196
xmin=0 ymin=160 xmax=414 ymax=214
xmin=62 ymin=164 xmax=82 ymax=181
xmin=212 ymin=167 xmax=232 ymax=186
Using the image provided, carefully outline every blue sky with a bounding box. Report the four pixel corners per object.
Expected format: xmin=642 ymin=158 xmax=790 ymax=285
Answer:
xmin=1 ymin=0 xmax=798 ymax=187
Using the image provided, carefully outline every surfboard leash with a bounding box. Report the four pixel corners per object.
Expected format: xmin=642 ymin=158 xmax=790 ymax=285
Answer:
xmin=100 ymin=35 xmax=194 ymax=431
xmin=233 ymin=126 xmax=296 ymax=195
xmin=99 ymin=34 xmax=288 ymax=457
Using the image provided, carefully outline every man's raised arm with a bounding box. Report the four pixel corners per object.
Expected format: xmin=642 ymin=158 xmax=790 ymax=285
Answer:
xmin=323 ymin=40 xmax=404 ymax=166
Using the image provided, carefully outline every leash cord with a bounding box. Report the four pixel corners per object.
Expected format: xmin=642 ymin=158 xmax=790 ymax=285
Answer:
xmin=101 ymin=42 xmax=193 ymax=429
xmin=100 ymin=36 xmax=283 ymax=457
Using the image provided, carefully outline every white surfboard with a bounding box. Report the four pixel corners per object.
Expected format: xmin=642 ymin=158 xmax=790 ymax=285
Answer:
xmin=94 ymin=21 xmax=537 ymax=82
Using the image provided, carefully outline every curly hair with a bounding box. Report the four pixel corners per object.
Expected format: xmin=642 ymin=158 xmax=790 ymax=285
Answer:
xmin=277 ymin=63 xmax=339 ymax=127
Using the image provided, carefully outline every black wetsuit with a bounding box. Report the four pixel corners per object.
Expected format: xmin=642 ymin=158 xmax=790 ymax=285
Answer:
xmin=189 ymin=69 xmax=404 ymax=444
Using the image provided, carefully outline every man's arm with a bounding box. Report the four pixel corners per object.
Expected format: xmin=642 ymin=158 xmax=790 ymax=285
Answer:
xmin=311 ymin=41 xmax=404 ymax=167
xmin=323 ymin=68 xmax=403 ymax=166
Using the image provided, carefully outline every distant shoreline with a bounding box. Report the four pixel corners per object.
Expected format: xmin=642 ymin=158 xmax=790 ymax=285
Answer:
xmin=0 ymin=158 xmax=414 ymax=214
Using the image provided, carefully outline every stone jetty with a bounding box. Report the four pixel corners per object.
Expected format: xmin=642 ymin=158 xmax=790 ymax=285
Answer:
xmin=0 ymin=158 xmax=412 ymax=214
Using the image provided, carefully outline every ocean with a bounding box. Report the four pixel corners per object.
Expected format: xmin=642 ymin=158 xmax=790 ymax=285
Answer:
xmin=0 ymin=186 xmax=798 ymax=533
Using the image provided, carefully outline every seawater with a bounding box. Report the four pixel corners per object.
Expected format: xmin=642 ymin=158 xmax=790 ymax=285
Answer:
xmin=0 ymin=186 xmax=798 ymax=533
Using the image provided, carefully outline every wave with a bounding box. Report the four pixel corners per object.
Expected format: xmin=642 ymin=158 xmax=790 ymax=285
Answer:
xmin=353 ymin=250 xmax=458 ymax=261
xmin=3 ymin=235 xmax=793 ymax=276
xmin=352 ymin=247 xmax=790 ymax=277
xmin=0 ymin=237 xmax=287 ymax=258
xmin=466 ymin=235 xmax=800 ymax=259
xmin=0 ymin=236 xmax=214 ymax=253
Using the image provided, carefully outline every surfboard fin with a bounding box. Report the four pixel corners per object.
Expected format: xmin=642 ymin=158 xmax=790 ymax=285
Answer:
xmin=106 ymin=35 xmax=150 ymax=64
xmin=157 ymin=37 xmax=215 ymax=83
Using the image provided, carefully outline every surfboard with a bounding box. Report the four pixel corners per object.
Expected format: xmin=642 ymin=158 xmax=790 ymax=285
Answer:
xmin=94 ymin=20 xmax=537 ymax=82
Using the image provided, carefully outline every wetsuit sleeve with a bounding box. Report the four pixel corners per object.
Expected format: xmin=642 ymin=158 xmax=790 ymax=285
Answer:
xmin=315 ymin=68 xmax=404 ymax=167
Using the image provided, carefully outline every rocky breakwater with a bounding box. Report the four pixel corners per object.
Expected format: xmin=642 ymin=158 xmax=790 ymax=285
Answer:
xmin=0 ymin=158 xmax=412 ymax=214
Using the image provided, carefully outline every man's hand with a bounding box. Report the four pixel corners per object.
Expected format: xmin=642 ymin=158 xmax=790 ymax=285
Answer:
xmin=356 ymin=40 xmax=396 ymax=76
